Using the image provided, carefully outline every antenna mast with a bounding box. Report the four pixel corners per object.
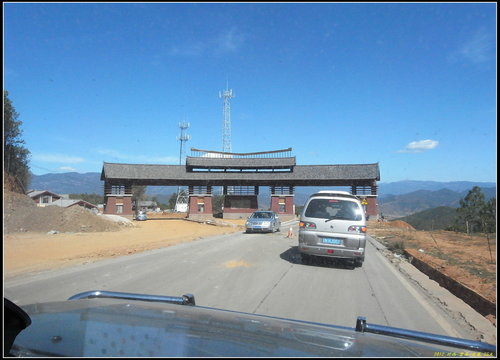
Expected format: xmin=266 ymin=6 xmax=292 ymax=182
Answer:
xmin=219 ymin=86 xmax=234 ymax=153
xmin=177 ymin=121 xmax=190 ymax=164
xmin=175 ymin=121 xmax=190 ymax=212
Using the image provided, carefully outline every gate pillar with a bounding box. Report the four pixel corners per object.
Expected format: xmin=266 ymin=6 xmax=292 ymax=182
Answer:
xmin=270 ymin=186 xmax=295 ymax=220
xmin=188 ymin=186 xmax=213 ymax=219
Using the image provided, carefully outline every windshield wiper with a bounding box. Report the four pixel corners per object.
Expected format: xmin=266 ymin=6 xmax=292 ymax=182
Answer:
xmin=325 ymin=215 xmax=354 ymax=222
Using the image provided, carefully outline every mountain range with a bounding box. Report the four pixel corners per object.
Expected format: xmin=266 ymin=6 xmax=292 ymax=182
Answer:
xmin=26 ymin=172 xmax=496 ymax=218
xmin=378 ymin=187 xmax=496 ymax=219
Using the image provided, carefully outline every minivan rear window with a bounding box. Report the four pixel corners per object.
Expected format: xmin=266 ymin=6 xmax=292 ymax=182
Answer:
xmin=304 ymin=199 xmax=362 ymax=221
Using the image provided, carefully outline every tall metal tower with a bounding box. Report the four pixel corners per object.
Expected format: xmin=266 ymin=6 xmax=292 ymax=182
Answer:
xmin=219 ymin=87 xmax=234 ymax=153
xmin=175 ymin=121 xmax=190 ymax=212
xmin=177 ymin=121 xmax=190 ymax=164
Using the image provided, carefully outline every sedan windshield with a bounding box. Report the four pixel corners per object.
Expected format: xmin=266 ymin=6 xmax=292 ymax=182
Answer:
xmin=251 ymin=212 xmax=272 ymax=219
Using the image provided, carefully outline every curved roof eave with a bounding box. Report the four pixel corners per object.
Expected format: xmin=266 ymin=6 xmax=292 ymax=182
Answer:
xmin=101 ymin=162 xmax=380 ymax=186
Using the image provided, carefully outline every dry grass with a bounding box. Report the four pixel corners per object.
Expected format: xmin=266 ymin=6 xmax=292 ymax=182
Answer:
xmin=368 ymin=220 xmax=496 ymax=304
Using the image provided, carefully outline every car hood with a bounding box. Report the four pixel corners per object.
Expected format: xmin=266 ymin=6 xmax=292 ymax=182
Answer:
xmin=247 ymin=218 xmax=271 ymax=223
xmin=11 ymin=298 xmax=470 ymax=357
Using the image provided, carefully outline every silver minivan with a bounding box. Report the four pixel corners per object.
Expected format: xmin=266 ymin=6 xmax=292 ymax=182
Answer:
xmin=298 ymin=191 xmax=366 ymax=267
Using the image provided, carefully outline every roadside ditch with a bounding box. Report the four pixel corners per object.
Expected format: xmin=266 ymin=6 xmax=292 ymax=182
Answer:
xmin=368 ymin=236 xmax=496 ymax=321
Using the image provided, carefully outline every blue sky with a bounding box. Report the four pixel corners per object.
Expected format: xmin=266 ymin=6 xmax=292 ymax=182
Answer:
xmin=4 ymin=2 xmax=497 ymax=183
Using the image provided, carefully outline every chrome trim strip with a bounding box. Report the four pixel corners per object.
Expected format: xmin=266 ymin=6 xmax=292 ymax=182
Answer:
xmin=355 ymin=317 xmax=496 ymax=353
xmin=68 ymin=290 xmax=196 ymax=306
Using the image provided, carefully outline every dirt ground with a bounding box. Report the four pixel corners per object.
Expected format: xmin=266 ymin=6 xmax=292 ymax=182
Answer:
xmin=367 ymin=220 xmax=496 ymax=325
xmin=4 ymin=215 xmax=246 ymax=278
xmin=3 ymin=187 xmax=246 ymax=277
xmin=4 ymin=190 xmax=124 ymax=233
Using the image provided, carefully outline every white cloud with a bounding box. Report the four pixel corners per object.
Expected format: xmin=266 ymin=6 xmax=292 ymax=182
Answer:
xmin=58 ymin=166 xmax=77 ymax=172
xmin=32 ymin=154 xmax=85 ymax=163
xmin=214 ymin=28 xmax=245 ymax=54
xmin=169 ymin=42 xmax=205 ymax=57
xmin=399 ymin=139 xmax=439 ymax=153
xmin=96 ymin=149 xmax=178 ymax=164
xmin=169 ymin=28 xmax=244 ymax=57
xmin=449 ymin=28 xmax=492 ymax=64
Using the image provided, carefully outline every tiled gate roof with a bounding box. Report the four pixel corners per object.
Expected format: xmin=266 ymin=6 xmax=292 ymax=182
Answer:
xmin=101 ymin=162 xmax=380 ymax=187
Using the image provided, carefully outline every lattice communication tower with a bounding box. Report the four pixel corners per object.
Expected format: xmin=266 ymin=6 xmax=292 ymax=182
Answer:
xmin=177 ymin=121 xmax=190 ymax=164
xmin=219 ymin=88 xmax=234 ymax=153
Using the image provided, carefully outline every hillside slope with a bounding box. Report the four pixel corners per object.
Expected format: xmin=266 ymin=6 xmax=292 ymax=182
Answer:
xmin=396 ymin=206 xmax=458 ymax=230
xmin=4 ymin=190 xmax=124 ymax=233
xmin=379 ymin=187 xmax=496 ymax=218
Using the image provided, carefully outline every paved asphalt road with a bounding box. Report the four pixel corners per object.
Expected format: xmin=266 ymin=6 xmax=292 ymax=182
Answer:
xmin=4 ymin=222 xmax=494 ymax=344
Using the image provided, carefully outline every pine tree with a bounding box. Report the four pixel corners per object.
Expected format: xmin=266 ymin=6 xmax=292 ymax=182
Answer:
xmin=168 ymin=193 xmax=178 ymax=209
xmin=455 ymin=187 xmax=488 ymax=234
xmin=132 ymin=185 xmax=147 ymax=213
xmin=4 ymin=91 xmax=31 ymax=191
xmin=481 ymin=197 xmax=496 ymax=233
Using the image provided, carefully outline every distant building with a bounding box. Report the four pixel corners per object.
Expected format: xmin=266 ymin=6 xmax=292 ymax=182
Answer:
xmin=27 ymin=190 xmax=97 ymax=211
xmin=27 ymin=190 xmax=62 ymax=206
xmin=134 ymin=200 xmax=158 ymax=212
xmin=47 ymin=198 xmax=98 ymax=211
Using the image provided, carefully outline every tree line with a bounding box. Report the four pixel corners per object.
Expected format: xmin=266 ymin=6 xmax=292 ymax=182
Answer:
xmin=450 ymin=186 xmax=496 ymax=234
xmin=4 ymin=91 xmax=30 ymax=191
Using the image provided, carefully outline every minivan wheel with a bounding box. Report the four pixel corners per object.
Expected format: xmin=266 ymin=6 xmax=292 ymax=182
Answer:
xmin=355 ymin=259 xmax=363 ymax=268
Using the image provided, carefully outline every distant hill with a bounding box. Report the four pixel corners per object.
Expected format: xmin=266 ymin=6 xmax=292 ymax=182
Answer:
xmin=276 ymin=181 xmax=496 ymax=205
xmin=28 ymin=172 xmax=103 ymax=194
xmin=379 ymin=187 xmax=496 ymax=219
xmin=27 ymin=173 xmax=495 ymax=217
xmin=28 ymin=172 xmax=178 ymax=196
xmin=378 ymin=180 xmax=496 ymax=196
xmin=396 ymin=206 xmax=458 ymax=231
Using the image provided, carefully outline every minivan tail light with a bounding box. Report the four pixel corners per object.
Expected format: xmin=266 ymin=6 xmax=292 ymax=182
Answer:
xmin=348 ymin=226 xmax=367 ymax=233
xmin=299 ymin=221 xmax=316 ymax=229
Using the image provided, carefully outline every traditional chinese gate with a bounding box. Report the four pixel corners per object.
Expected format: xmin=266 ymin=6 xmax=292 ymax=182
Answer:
xmin=101 ymin=148 xmax=380 ymax=219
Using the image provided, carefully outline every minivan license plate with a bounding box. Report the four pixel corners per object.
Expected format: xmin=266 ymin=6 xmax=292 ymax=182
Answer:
xmin=322 ymin=238 xmax=342 ymax=245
